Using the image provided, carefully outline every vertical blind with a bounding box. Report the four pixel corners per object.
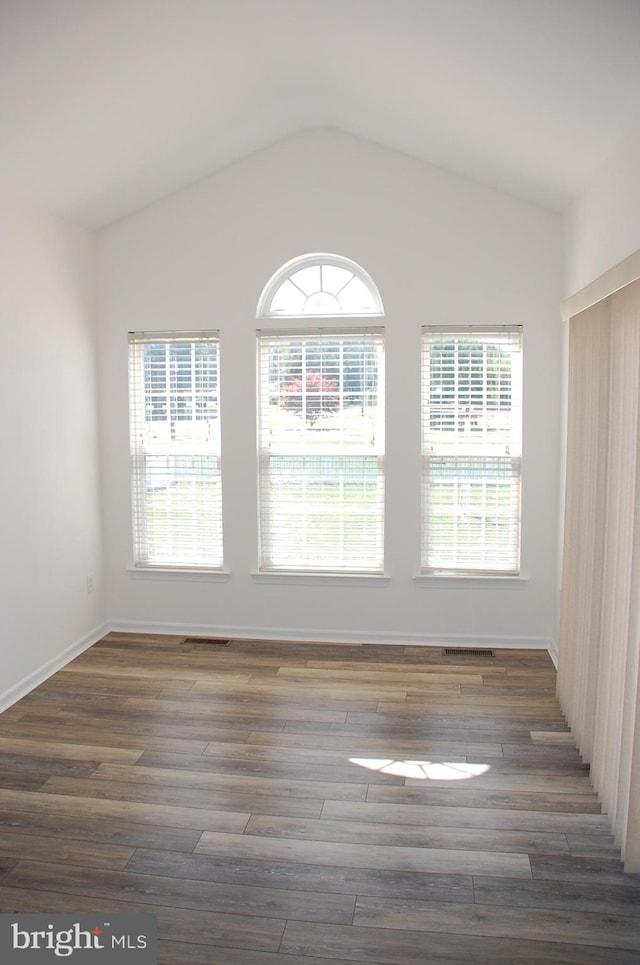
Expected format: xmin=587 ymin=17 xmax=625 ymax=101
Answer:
xmin=421 ymin=326 xmax=522 ymax=574
xmin=257 ymin=328 xmax=385 ymax=572
xmin=557 ymin=277 xmax=640 ymax=872
xmin=128 ymin=331 xmax=223 ymax=568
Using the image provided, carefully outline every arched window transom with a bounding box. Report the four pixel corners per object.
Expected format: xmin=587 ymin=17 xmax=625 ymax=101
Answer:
xmin=257 ymin=254 xmax=383 ymax=318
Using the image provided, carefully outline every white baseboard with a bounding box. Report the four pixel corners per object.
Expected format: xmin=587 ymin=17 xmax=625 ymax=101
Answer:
xmin=108 ymin=618 xmax=554 ymax=653
xmin=0 ymin=622 xmax=109 ymax=713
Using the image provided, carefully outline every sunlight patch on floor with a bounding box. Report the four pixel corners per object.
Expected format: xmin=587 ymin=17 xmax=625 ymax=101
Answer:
xmin=348 ymin=758 xmax=491 ymax=780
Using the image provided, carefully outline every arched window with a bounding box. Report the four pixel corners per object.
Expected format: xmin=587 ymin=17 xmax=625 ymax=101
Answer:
xmin=256 ymin=254 xmax=385 ymax=575
xmin=257 ymin=253 xmax=383 ymax=318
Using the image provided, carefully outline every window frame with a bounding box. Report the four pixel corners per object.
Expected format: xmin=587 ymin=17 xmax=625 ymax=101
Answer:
xmin=420 ymin=325 xmax=523 ymax=577
xmin=128 ymin=330 xmax=224 ymax=572
xmin=256 ymin=325 xmax=386 ymax=576
xmin=257 ymin=253 xmax=384 ymax=319
xmin=256 ymin=253 xmax=386 ymax=578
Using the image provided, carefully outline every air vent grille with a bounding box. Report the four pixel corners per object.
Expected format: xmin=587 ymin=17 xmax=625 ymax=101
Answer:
xmin=182 ymin=637 xmax=231 ymax=647
xmin=442 ymin=647 xmax=495 ymax=657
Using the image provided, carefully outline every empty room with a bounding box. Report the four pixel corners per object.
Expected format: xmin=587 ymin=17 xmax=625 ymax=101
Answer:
xmin=0 ymin=1 xmax=639 ymax=962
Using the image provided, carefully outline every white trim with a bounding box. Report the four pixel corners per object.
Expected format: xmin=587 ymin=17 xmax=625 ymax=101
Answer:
xmin=0 ymin=622 xmax=109 ymax=713
xmin=107 ymin=619 xmax=553 ymax=653
xmin=251 ymin=571 xmax=390 ymax=587
xmin=127 ymin=566 xmax=231 ymax=582
xmin=560 ymin=249 xmax=640 ymax=320
xmin=413 ymin=574 xmax=528 ymax=589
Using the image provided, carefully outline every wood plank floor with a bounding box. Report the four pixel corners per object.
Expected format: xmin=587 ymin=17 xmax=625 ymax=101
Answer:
xmin=0 ymin=633 xmax=638 ymax=964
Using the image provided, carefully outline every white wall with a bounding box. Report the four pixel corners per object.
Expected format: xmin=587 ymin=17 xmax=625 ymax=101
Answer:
xmin=0 ymin=196 xmax=105 ymax=709
xmin=98 ymin=130 xmax=563 ymax=651
xmin=564 ymin=122 xmax=640 ymax=297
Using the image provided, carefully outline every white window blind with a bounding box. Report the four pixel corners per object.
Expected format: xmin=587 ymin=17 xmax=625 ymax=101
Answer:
xmin=258 ymin=329 xmax=385 ymax=573
xmin=421 ymin=326 xmax=522 ymax=574
xmin=128 ymin=332 xmax=223 ymax=568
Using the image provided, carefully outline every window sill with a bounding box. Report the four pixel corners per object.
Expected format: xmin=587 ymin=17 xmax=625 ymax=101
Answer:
xmin=127 ymin=566 xmax=231 ymax=583
xmin=251 ymin=571 xmax=390 ymax=587
xmin=413 ymin=573 xmax=528 ymax=589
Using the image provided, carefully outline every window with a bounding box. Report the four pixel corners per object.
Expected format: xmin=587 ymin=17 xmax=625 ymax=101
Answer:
xmin=257 ymin=328 xmax=385 ymax=572
xmin=257 ymin=254 xmax=385 ymax=576
xmin=421 ymin=326 xmax=522 ymax=574
xmin=128 ymin=332 xmax=223 ymax=568
xmin=258 ymin=253 xmax=383 ymax=317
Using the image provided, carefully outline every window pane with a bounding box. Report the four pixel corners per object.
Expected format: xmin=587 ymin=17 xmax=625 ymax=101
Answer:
xmin=143 ymin=455 xmax=222 ymax=566
xmin=304 ymin=291 xmax=341 ymax=313
xmin=424 ymin=455 xmax=521 ymax=571
xmin=337 ymin=275 xmax=379 ymax=314
xmin=289 ymin=265 xmax=321 ymax=296
xmin=322 ymin=264 xmax=354 ymax=295
xmin=261 ymin=455 xmax=382 ymax=570
xmin=269 ymin=279 xmax=306 ymax=315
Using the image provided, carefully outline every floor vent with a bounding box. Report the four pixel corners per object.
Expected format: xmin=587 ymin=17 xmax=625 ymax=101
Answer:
xmin=442 ymin=647 xmax=495 ymax=657
xmin=182 ymin=637 xmax=232 ymax=647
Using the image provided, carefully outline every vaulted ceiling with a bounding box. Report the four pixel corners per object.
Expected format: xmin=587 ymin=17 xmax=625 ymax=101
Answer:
xmin=1 ymin=0 xmax=640 ymax=228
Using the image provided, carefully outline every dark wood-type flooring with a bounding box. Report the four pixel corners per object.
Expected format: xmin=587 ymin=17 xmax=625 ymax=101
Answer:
xmin=0 ymin=633 xmax=637 ymax=963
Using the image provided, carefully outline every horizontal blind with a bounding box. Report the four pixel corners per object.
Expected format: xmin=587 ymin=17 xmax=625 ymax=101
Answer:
xmin=258 ymin=328 xmax=384 ymax=572
xmin=421 ymin=326 xmax=522 ymax=574
xmin=128 ymin=331 xmax=223 ymax=568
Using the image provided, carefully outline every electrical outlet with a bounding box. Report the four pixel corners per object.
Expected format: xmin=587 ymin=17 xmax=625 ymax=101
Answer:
xmin=86 ymin=574 xmax=95 ymax=594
